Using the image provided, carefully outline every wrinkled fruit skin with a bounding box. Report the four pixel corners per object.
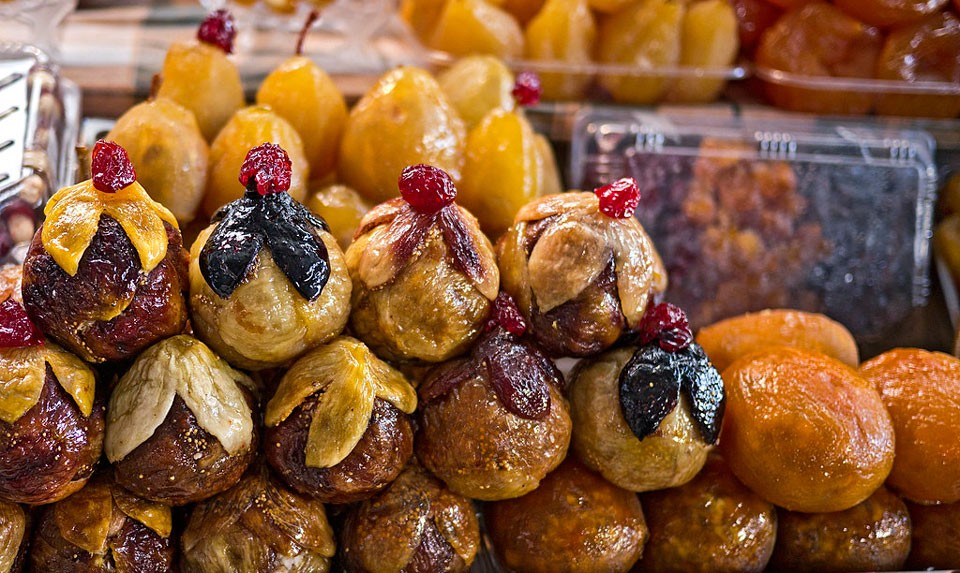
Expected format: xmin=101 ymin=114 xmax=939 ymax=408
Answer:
xmin=113 ymin=395 xmax=257 ymax=506
xmin=265 ymin=396 xmax=413 ymax=504
xmin=0 ymin=369 xmax=103 ymax=505
xmin=22 ymin=216 xmax=188 ymax=363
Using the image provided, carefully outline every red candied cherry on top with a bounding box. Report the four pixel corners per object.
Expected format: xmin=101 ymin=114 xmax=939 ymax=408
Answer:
xmin=637 ymin=301 xmax=693 ymax=353
xmin=0 ymin=299 xmax=43 ymax=347
xmin=198 ymin=9 xmax=237 ymax=54
xmin=486 ymin=292 xmax=527 ymax=337
xmin=595 ymin=177 xmax=640 ymax=219
xmin=91 ymin=140 xmax=137 ymax=194
xmin=398 ymin=164 xmax=458 ymax=214
xmin=239 ymin=142 xmax=292 ymax=196
xmin=512 ymin=71 xmax=542 ymax=107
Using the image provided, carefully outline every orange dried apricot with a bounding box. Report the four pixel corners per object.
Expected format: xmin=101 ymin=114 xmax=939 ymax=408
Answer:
xmin=720 ymin=347 xmax=895 ymax=513
xmin=696 ymin=309 xmax=859 ymax=373
xmin=860 ymin=348 xmax=960 ymax=504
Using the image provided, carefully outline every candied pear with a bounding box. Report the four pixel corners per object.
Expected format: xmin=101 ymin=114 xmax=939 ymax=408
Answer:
xmin=590 ymin=0 xmax=640 ymax=13
xmin=105 ymin=98 xmax=208 ymax=224
xmin=401 ymin=0 xmax=450 ymax=43
xmin=501 ymin=0 xmax=547 ymax=25
xmin=338 ymin=67 xmax=466 ymax=204
xmin=460 ymin=108 xmax=544 ymax=239
xmin=257 ymin=57 xmax=347 ymax=183
xmin=437 ymin=55 xmax=516 ymax=130
xmin=156 ymin=11 xmax=245 ymax=142
xmin=305 ymin=183 xmax=371 ymax=250
xmin=203 ymin=105 xmax=310 ymax=217
xmin=666 ymin=0 xmax=738 ymax=103
xmin=598 ymin=0 xmax=684 ymax=105
xmin=524 ymin=0 xmax=597 ymax=100
xmin=428 ymin=0 xmax=524 ymax=59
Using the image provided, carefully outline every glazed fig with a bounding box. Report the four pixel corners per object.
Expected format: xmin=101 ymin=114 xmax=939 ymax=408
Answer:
xmin=0 ymin=500 xmax=29 ymax=573
xmin=181 ymin=467 xmax=336 ymax=573
xmin=21 ymin=140 xmax=188 ymax=363
xmin=497 ymin=178 xmax=667 ymax=356
xmin=265 ymin=337 xmax=417 ymax=503
xmin=0 ymin=300 xmax=103 ymax=505
xmin=345 ymin=164 xmax=499 ymax=362
xmin=105 ymin=335 xmax=257 ymax=505
xmin=568 ymin=303 xmax=724 ymax=492
xmin=417 ymin=293 xmax=571 ymax=500
xmin=339 ymin=463 xmax=480 ymax=573
xmin=190 ymin=143 xmax=351 ymax=370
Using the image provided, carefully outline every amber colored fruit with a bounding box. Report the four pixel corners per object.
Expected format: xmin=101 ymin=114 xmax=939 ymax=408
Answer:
xmin=638 ymin=456 xmax=777 ymax=573
xmin=597 ymin=0 xmax=684 ymax=105
xmin=769 ymin=486 xmax=912 ymax=573
xmin=156 ymin=41 xmax=245 ymax=142
xmin=401 ymin=0 xmax=449 ymax=42
xmin=731 ymin=0 xmax=783 ymax=53
xmin=834 ymin=0 xmax=946 ymax=27
xmin=666 ymin=0 xmax=739 ymax=103
xmin=485 ymin=459 xmax=648 ymax=573
xmin=535 ymin=134 xmax=562 ymax=196
xmin=935 ymin=215 xmax=960 ymax=287
xmin=203 ymin=106 xmax=309 ymax=218
xmin=459 ymin=109 xmax=543 ymax=239
xmin=942 ymin=172 xmax=960 ymax=216
xmin=755 ymin=3 xmax=883 ymax=114
xmin=906 ymin=500 xmax=960 ymax=569
xmin=305 ymin=184 xmax=370 ymax=250
xmin=428 ymin=0 xmax=524 ymax=59
xmin=524 ymin=0 xmax=596 ymax=100
xmin=437 ymin=55 xmax=515 ymax=130
xmin=500 ymin=0 xmax=546 ymax=25
xmin=696 ymin=308 xmax=859 ymax=373
xmin=875 ymin=12 xmax=960 ymax=118
xmin=861 ymin=348 xmax=960 ymax=504
xmin=720 ymin=347 xmax=895 ymax=513
xmin=105 ymin=98 xmax=208 ymax=224
xmin=338 ymin=67 xmax=466 ymax=205
xmin=257 ymin=56 xmax=348 ymax=182
xmin=589 ymin=0 xmax=639 ymax=14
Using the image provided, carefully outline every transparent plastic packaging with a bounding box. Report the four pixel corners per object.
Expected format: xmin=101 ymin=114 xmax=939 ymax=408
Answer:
xmin=570 ymin=109 xmax=938 ymax=342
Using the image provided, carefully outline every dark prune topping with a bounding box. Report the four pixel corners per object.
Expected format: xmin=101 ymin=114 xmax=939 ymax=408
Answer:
xmin=485 ymin=292 xmax=527 ymax=336
xmin=197 ymin=9 xmax=237 ymax=54
xmin=637 ymin=302 xmax=693 ymax=352
xmin=0 ymin=299 xmax=43 ymax=347
xmin=438 ymin=206 xmax=484 ymax=286
xmin=595 ymin=177 xmax=640 ymax=219
xmin=399 ymin=164 xmax=457 ymax=215
xmin=199 ymin=144 xmax=330 ymax=300
xmin=618 ymin=342 xmax=724 ymax=444
xmin=91 ymin=140 xmax=136 ymax=194
xmin=512 ymin=71 xmax=542 ymax=107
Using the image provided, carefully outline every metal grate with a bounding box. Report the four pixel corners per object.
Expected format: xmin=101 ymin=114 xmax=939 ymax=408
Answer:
xmin=0 ymin=57 xmax=31 ymax=192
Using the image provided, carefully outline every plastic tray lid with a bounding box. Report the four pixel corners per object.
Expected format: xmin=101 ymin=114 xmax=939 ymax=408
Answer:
xmin=570 ymin=108 xmax=938 ymax=341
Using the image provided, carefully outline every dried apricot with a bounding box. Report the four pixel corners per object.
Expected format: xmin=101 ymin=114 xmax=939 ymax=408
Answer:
xmin=696 ymin=309 xmax=859 ymax=373
xmin=720 ymin=347 xmax=895 ymax=513
xmin=860 ymin=348 xmax=960 ymax=504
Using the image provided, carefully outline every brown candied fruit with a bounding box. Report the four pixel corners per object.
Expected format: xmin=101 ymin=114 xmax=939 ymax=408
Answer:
xmin=756 ymin=3 xmax=882 ymax=114
xmin=834 ymin=0 xmax=947 ymax=28
xmin=768 ymin=486 xmax=912 ymax=573
xmin=875 ymin=12 xmax=960 ymax=118
xmin=860 ymin=348 xmax=960 ymax=504
xmin=638 ymin=455 xmax=777 ymax=573
xmin=732 ymin=0 xmax=783 ymax=53
xmin=905 ymin=500 xmax=960 ymax=570
xmin=720 ymin=347 xmax=895 ymax=513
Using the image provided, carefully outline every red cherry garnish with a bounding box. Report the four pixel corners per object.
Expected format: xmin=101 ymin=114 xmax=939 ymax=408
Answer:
xmin=239 ymin=143 xmax=292 ymax=196
xmin=198 ymin=9 xmax=237 ymax=54
xmin=637 ymin=302 xmax=693 ymax=353
xmin=398 ymin=164 xmax=457 ymax=214
xmin=512 ymin=71 xmax=542 ymax=106
xmin=91 ymin=140 xmax=136 ymax=194
xmin=595 ymin=177 xmax=640 ymax=219
xmin=0 ymin=299 xmax=43 ymax=347
xmin=486 ymin=292 xmax=527 ymax=336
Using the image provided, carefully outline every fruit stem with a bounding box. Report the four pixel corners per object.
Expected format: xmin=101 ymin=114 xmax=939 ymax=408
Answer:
xmin=296 ymin=10 xmax=320 ymax=57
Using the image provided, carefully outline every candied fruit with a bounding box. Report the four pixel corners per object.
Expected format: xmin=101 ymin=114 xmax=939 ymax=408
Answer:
xmin=834 ymin=0 xmax=947 ymax=28
xmin=523 ymin=0 xmax=596 ymax=100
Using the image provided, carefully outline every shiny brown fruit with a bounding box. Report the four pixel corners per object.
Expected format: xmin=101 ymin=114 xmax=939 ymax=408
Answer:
xmin=905 ymin=499 xmax=960 ymax=570
xmin=0 ymin=500 xmax=28 ymax=573
xmin=834 ymin=0 xmax=947 ymax=28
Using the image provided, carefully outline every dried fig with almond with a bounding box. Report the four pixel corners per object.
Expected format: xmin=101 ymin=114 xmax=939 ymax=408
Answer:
xmin=105 ymin=335 xmax=257 ymax=506
xmin=0 ymin=300 xmax=103 ymax=505
xmin=339 ymin=463 xmax=480 ymax=573
xmin=497 ymin=178 xmax=667 ymax=357
xmin=0 ymin=500 xmax=29 ymax=573
xmin=29 ymin=475 xmax=175 ymax=572
xmin=417 ymin=293 xmax=571 ymax=501
xmin=264 ymin=336 xmax=417 ymax=503
xmin=345 ymin=164 xmax=499 ymax=363
xmin=181 ymin=466 xmax=336 ymax=573
xmin=21 ymin=140 xmax=188 ymax=363
xmin=190 ymin=143 xmax=351 ymax=371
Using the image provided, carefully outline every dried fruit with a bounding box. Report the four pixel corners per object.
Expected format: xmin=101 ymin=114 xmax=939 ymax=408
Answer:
xmin=91 ymin=140 xmax=136 ymax=194
xmin=636 ymin=301 xmax=692 ymax=352
xmin=511 ymin=71 xmax=542 ymax=106
xmin=239 ymin=142 xmax=293 ymax=196
xmin=595 ymin=177 xmax=640 ymax=219
xmin=398 ymin=164 xmax=458 ymax=214
xmin=486 ymin=292 xmax=527 ymax=336
xmin=0 ymin=299 xmax=43 ymax=347
xmin=197 ymin=9 xmax=237 ymax=53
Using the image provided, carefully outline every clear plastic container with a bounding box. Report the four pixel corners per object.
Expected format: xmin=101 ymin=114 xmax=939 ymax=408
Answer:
xmin=570 ymin=108 xmax=938 ymax=344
